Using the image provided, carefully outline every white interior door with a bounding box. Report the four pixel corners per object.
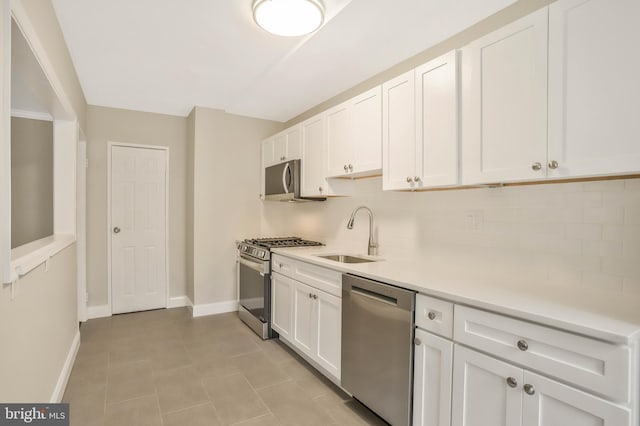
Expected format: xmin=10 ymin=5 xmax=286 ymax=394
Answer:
xmin=111 ymin=145 xmax=167 ymax=314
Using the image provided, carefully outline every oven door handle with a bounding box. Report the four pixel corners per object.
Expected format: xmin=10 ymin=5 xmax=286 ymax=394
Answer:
xmin=237 ymin=257 xmax=265 ymax=276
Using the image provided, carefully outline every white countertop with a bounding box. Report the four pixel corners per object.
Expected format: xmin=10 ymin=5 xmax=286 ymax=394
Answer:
xmin=272 ymin=246 xmax=640 ymax=345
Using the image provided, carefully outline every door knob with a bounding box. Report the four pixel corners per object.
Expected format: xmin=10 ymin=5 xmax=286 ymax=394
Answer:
xmin=414 ymin=176 xmax=421 ymax=183
xmin=113 ymin=227 xmax=121 ymax=234
xmin=531 ymin=162 xmax=542 ymax=171
xmin=348 ymin=164 xmax=353 ymax=171
xmin=427 ymin=311 xmax=436 ymax=320
xmin=548 ymin=160 xmax=559 ymax=169
xmin=406 ymin=177 xmax=412 ymax=183
xmin=344 ymin=165 xmax=348 ymax=172
xmin=517 ymin=340 xmax=529 ymax=351
xmin=506 ymin=377 xmax=518 ymax=388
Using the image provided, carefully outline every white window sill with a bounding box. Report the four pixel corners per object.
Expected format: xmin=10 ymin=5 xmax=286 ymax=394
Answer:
xmin=9 ymin=234 xmax=75 ymax=282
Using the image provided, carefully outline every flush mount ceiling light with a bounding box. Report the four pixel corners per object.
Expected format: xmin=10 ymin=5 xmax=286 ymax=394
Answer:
xmin=253 ymin=0 xmax=324 ymax=37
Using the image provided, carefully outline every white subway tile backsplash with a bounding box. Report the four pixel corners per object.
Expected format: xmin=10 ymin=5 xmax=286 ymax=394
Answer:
xmin=583 ymin=207 xmax=624 ymax=224
xmin=566 ymin=223 xmax=602 ymax=241
xmin=624 ymin=206 xmax=640 ymax=224
xmin=261 ymin=177 xmax=640 ymax=296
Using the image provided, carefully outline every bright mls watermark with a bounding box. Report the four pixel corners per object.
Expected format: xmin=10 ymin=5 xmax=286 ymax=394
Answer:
xmin=0 ymin=404 xmax=68 ymax=425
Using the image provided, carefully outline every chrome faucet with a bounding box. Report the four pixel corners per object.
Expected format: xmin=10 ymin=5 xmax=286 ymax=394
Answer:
xmin=346 ymin=206 xmax=378 ymax=256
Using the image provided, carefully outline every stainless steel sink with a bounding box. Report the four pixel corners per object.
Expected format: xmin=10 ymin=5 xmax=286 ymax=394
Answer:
xmin=316 ymin=254 xmax=377 ymax=264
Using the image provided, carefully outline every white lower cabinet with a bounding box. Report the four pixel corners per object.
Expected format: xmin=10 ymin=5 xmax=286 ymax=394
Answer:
xmin=452 ymin=345 xmax=631 ymax=426
xmin=413 ymin=328 xmax=453 ymax=426
xmin=271 ymin=268 xmax=341 ymax=382
xmin=271 ymin=272 xmax=294 ymax=341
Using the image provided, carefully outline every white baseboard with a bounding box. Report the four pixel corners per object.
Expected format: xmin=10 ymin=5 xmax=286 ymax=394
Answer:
xmin=51 ymin=330 xmax=80 ymax=403
xmin=192 ymin=300 xmax=238 ymax=317
xmin=87 ymin=304 xmax=111 ymax=319
xmin=167 ymin=295 xmax=192 ymax=308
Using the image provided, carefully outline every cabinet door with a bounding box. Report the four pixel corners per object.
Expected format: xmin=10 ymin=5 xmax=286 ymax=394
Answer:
xmin=416 ymin=51 xmax=459 ymax=188
xmin=300 ymin=115 xmax=326 ymax=197
xmin=272 ymin=133 xmax=287 ymax=164
xmin=461 ymin=8 xmax=548 ymax=184
xmin=293 ymin=281 xmax=316 ymax=356
xmin=350 ymin=86 xmax=382 ymax=175
xmin=547 ymin=0 xmax=640 ymax=178
xmin=522 ymin=371 xmax=631 ymax=426
xmin=325 ymin=103 xmax=352 ymax=177
xmin=262 ymin=137 xmax=276 ymax=167
xmin=382 ymin=70 xmax=417 ymax=190
xmin=271 ymin=273 xmax=294 ymax=340
xmin=315 ymin=290 xmax=341 ymax=381
xmin=284 ymin=126 xmax=302 ymax=161
xmin=452 ymin=346 xmax=523 ymax=426
xmin=413 ymin=329 xmax=453 ymax=426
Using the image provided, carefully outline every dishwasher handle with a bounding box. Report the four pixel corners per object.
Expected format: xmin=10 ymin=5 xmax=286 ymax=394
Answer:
xmin=343 ymin=274 xmax=414 ymax=312
xmin=351 ymin=286 xmax=398 ymax=306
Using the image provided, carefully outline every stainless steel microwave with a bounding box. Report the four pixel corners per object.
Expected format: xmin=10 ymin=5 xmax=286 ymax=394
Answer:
xmin=264 ymin=159 xmax=325 ymax=202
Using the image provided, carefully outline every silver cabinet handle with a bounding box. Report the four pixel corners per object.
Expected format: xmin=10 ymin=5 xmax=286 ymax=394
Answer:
xmin=348 ymin=164 xmax=353 ymax=171
xmin=113 ymin=227 xmax=121 ymax=234
xmin=427 ymin=311 xmax=436 ymax=320
xmin=548 ymin=160 xmax=558 ymax=169
xmin=414 ymin=176 xmax=421 ymax=182
xmin=506 ymin=377 xmax=518 ymax=388
xmin=406 ymin=177 xmax=412 ymax=183
xmin=344 ymin=165 xmax=348 ymax=171
xmin=414 ymin=337 xmax=422 ymax=346
xmin=531 ymin=162 xmax=542 ymax=171
xmin=524 ymin=384 xmax=536 ymax=395
xmin=517 ymin=340 xmax=529 ymax=351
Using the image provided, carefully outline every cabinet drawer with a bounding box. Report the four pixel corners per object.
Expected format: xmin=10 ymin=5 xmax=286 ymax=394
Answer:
xmin=272 ymin=254 xmax=342 ymax=297
xmin=415 ymin=294 xmax=454 ymax=339
xmin=453 ymin=305 xmax=630 ymax=402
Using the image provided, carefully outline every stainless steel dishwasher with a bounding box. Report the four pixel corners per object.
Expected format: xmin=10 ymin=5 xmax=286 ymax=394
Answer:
xmin=342 ymin=274 xmax=416 ymax=426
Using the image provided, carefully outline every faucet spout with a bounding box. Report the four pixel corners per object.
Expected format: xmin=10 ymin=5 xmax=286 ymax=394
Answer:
xmin=346 ymin=206 xmax=378 ymax=256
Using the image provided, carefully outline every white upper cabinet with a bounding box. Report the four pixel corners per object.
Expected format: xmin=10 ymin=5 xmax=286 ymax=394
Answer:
xmin=382 ymin=70 xmax=416 ymax=190
xmin=461 ymin=8 xmax=549 ymax=184
xmin=325 ymin=86 xmax=382 ymax=178
xmin=547 ymin=0 xmax=640 ymax=178
xmin=300 ymin=114 xmax=351 ymax=198
xmin=263 ymin=125 xmax=302 ymax=167
xmin=383 ymin=51 xmax=459 ymax=191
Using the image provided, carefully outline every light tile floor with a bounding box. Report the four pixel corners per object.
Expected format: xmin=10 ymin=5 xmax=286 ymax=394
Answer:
xmin=63 ymin=308 xmax=388 ymax=426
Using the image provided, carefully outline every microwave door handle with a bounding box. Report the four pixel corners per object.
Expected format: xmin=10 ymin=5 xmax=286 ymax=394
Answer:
xmin=282 ymin=162 xmax=291 ymax=194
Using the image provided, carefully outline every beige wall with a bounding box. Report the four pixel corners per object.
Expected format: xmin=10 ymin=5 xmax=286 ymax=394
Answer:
xmin=286 ymin=0 xmax=555 ymax=127
xmin=18 ymin=0 xmax=87 ymax=130
xmin=0 ymin=244 xmax=77 ymax=401
xmin=0 ymin=1 xmax=83 ymax=403
xmin=10 ymin=117 xmax=53 ymax=248
xmin=190 ymin=107 xmax=281 ymax=305
xmin=86 ymin=106 xmax=187 ymax=306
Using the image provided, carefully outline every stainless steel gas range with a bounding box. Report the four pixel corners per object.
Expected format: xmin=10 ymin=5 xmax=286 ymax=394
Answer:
xmin=236 ymin=237 xmax=323 ymax=339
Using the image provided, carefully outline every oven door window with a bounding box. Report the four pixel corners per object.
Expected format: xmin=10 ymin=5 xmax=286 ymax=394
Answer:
xmin=239 ymin=262 xmax=267 ymax=322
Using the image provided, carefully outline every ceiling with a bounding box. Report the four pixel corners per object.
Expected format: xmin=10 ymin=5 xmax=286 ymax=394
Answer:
xmin=51 ymin=0 xmax=516 ymax=122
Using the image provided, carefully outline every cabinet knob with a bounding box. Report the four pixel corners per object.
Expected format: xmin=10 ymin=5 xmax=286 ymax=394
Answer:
xmin=406 ymin=177 xmax=412 ymax=183
xmin=517 ymin=340 xmax=529 ymax=351
xmin=308 ymin=293 xmax=313 ymax=298
xmin=318 ymin=186 xmax=323 ymax=192
xmin=414 ymin=176 xmax=421 ymax=183
xmin=344 ymin=165 xmax=348 ymax=172
xmin=414 ymin=337 xmax=422 ymax=346
xmin=348 ymin=164 xmax=353 ymax=171
xmin=506 ymin=377 xmax=518 ymax=388
xmin=279 ymin=263 xmax=283 ymax=268
xmin=548 ymin=160 xmax=559 ymax=170
xmin=531 ymin=162 xmax=542 ymax=171
xmin=427 ymin=311 xmax=436 ymax=320
xmin=113 ymin=227 xmax=121 ymax=234
xmin=313 ymin=294 xmax=318 ymax=300
xmin=524 ymin=384 xmax=536 ymax=395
